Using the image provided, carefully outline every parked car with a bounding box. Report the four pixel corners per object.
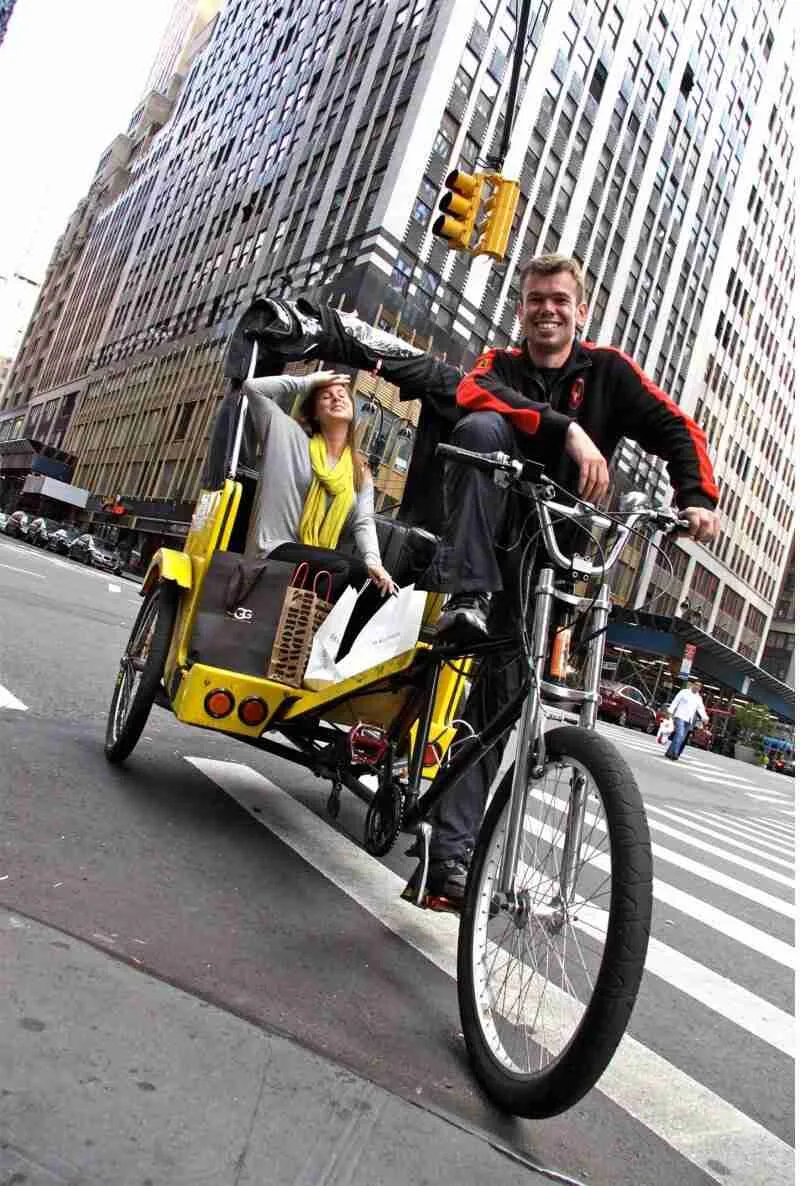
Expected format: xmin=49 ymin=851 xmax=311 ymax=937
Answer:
xmin=47 ymin=525 xmax=81 ymax=554
xmin=599 ymin=683 xmax=657 ymax=732
xmin=68 ymin=533 xmax=123 ymax=574
xmin=4 ymin=510 xmax=29 ymax=539
xmin=27 ymin=516 xmax=59 ymax=547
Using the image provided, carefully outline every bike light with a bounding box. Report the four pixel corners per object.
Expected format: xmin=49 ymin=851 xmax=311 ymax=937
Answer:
xmin=205 ymin=689 xmax=235 ymax=719
xmin=423 ymin=742 xmax=442 ymax=768
xmin=238 ymin=697 xmax=268 ymax=727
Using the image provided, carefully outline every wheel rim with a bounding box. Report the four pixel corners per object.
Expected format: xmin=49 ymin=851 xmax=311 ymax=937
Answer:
xmin=470 ymin=757 xmax=613 ymax=1077
xmin=109 ymin=597 xmax=159 ymax=743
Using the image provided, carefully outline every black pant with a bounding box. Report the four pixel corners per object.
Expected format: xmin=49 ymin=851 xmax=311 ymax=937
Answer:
xmin=429 ymin=412 xmax=532 ymax=863
xmin=431 ymin=411 xmax=523 ymax=593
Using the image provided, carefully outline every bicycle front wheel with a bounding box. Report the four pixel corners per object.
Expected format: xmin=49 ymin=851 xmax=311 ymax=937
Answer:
xmin=458 ymin=725 xmax=652 ymax=1117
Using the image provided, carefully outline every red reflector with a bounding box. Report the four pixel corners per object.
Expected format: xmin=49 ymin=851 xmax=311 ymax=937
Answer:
xmin=238 ymin=697 xmax=268 ymax=727
xmin=423 ymin=742 xmax=442 ymax=768
xmin=205 ymin=689 xmax=235 ymax=719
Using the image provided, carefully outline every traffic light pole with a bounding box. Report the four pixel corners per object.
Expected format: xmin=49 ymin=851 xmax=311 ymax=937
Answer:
xmin=488 ymin=0 xmax=533 ymax=172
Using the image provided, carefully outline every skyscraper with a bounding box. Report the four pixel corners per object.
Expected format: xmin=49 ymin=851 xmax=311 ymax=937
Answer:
xmin=2 ymin=0 xmax=795 ymax=668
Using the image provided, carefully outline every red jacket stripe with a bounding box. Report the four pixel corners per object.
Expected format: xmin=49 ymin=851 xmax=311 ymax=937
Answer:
xmin=600 ymin=345 xmax=719 ymax=504
xmin=457 ymin=373 xmax=542 ymax=433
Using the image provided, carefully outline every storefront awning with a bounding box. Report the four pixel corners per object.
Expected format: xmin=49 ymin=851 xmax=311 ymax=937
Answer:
xmin=22 ymin=473 xmax=90 ymax=508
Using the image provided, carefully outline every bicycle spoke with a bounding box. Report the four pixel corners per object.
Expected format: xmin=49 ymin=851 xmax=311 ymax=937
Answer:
xmin=469 ymin=753 xmax=614 ymax=1075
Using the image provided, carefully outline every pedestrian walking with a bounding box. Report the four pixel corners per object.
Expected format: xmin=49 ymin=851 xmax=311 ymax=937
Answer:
xmin=665 ymin=679 xmax=708 ymax=761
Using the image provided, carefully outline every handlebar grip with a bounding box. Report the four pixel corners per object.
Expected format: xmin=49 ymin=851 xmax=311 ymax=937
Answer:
xmin=435 ymin=444 xmax=515 ymax=474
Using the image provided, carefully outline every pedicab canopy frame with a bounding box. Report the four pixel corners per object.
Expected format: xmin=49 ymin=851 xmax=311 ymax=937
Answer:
xmin=128 ymin=296 xmax=471 ymax=816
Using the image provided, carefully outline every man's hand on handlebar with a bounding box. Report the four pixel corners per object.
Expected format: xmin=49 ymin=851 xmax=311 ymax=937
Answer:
xmin=681 ymin=507 xmax=721 ymax=545
xmin=565 ymin=423 xmax=609 ymax=503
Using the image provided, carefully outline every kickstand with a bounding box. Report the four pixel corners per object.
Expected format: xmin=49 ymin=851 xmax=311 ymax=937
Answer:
xmin=402 ymin=821 xmax=432 ymax=907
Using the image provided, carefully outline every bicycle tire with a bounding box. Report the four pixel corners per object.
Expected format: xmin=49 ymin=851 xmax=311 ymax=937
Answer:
xmin=105 ymin=582 xmax=179 ymax=764
xmin=457 ymin=725 xmax=652 ymax=1117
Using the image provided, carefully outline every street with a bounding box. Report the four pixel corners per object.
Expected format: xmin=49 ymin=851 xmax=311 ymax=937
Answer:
xmin=0 ymin=533 xmax=794 ymax=1186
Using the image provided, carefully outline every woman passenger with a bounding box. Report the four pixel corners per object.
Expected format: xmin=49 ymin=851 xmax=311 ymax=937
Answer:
xmin=242 ymin=368 xmax=396 ymax=595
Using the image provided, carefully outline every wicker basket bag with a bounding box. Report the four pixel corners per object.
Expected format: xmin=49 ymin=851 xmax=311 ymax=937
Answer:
xmin=267 ymin=564 xmax=333 ymax=688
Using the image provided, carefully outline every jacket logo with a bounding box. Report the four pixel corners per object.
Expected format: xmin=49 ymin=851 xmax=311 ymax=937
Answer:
xmin=230 ymin=606 xmax=253 ymax=621
xmin=474 ymin=354 xmax=493 ymax=372
xmin=568 ymin=378 xmax=585 ymax=411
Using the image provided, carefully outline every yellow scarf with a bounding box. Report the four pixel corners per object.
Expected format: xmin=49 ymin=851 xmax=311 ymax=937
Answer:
xmin=299 ymin=434 xmax=355 ymax=550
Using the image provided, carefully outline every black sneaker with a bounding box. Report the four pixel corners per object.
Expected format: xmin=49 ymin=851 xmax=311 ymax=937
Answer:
xmin=402 ymin=857 xmax=470 ymax=912
xmin=435 ymin=593 xmax=490 ymax=645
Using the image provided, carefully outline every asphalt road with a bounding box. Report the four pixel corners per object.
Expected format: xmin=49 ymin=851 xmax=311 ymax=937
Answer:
xmin=0 ymin=533 xmax=794 ymax=1186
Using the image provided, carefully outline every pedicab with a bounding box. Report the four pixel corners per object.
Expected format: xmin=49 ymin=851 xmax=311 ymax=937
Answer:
xmin=105 ymin=295 xmax=682 ymax=1117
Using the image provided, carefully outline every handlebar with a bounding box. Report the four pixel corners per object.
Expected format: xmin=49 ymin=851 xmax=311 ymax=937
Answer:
xmin=435 ymin=442 xmax=688 ymax=578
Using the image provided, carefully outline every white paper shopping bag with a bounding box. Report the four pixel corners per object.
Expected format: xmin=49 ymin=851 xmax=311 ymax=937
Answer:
xmin=334 ymin=584 xmax=427 ymax=682
xmin=303 ymin=584 xmax=360 ymax=690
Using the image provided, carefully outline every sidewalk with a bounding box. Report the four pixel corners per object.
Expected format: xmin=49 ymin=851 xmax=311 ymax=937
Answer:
xmin=1 ymin=908 xmax=558 ymax=1186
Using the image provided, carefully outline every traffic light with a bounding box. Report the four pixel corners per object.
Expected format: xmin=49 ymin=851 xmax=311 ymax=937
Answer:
xmin=432 ymin=170 xmax=482 ymax=252
xmin=474 ymin=175 xmax=521 ymax=260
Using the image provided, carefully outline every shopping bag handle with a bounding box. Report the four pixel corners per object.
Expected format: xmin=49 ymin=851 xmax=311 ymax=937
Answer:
xmin=313 ymin=570 xmax=333 ymax=601
xmin=291 ymin=562 xmax=310 ymax=589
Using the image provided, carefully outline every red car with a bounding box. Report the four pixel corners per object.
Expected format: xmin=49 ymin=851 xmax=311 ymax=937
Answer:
xmin=599 ymin=683 xmax=657 ymax=732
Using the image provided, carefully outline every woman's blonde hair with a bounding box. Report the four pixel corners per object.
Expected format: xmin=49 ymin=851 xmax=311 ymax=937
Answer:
xmin=298 ymin=381 xmax=368 ymax=492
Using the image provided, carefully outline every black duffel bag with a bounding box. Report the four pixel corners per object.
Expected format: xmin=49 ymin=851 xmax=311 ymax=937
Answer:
xmin=189 ymin=553 xmax=298 ymax=677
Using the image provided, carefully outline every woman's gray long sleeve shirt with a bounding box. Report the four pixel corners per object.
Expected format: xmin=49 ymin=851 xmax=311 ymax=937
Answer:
xmin=242 ymin=374 xmax=381 ymax=566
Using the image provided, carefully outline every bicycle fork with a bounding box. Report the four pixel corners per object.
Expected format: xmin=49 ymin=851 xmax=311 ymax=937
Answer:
xmin=497 ymin=569 xmax=608 ymax=903
xmin=497 ymin=569 xmax=555 ymax=897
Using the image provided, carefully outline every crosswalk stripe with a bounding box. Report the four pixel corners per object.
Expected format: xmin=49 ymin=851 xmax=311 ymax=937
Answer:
xmin=189 ymin=757 xmax=794 ymax=1186
xmin=524 ymin=787 xmax=794 ymax=922
xmin=650 ymin=806 xmax=794 ymax=868
xmin=0 ymin=683 xmax=27 ymax=711
xmin=752 ymin=816 xmax=795 ymax=835
xmin=574 ymin=904 xmax=793 ymax=1057
xmin=507 ymin=831 xmax=794 ymax=1055
xmin=747 ymin=791 xmax=793 ymax=804
xmin=692 ymin=811 xmax=794 ymax=853
xmin=644 ymin=807 xmax=794 ymax=883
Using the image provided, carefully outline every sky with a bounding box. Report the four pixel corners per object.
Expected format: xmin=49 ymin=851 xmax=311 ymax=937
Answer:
xmin=0 ymin=0 xmax=177 ymax=350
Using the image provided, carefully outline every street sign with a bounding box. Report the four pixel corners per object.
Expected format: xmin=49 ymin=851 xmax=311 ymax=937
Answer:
xmin=678 ymin=643 xmax=696 ymax=678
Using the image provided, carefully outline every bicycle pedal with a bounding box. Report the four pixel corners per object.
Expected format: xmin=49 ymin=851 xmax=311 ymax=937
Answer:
xmin=399 ymin=886 xmax=462 ymax=914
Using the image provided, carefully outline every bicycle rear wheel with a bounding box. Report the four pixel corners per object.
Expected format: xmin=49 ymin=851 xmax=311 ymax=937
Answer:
xmin=457 ymin=725 xmax=652 ymax=1117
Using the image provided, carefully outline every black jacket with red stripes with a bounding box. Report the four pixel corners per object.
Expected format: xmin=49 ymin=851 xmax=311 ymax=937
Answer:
xmin=456 ymin=339 xmax=719 ymax=511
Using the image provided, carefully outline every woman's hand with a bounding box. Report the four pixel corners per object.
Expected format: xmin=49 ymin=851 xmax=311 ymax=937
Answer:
xmin=367 ymin=563 xmax=398 ymax=596
xmin=309 ymin=370 xmax=351 ymax=389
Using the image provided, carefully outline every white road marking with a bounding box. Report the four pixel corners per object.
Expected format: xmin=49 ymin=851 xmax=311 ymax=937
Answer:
xmin=575 ymin=903 xmax=793 ymax=1057
xmin=108 ymin=583 xmax=122 ymax=593
xmin=648 ymin=805 xmax=794 ymax=869
xmin=692 ymin=810 xmax=794 ymax=853
xmin=643 ymin=807 xmax=794 ymax=884
xmin=0 ymin=562 xmax=45 ymax=579
xmin=525 ymin=786 xmax=795 ymax=921
xmin=749 ymin=816 xmax=795 ymax=839
xmin=188 ymin=757 xmax=794 ymax=1186
xmin=746 ymin=791 xmax=794 ymax=805
xmin=0 ymin=683 xmax=27 ymax=711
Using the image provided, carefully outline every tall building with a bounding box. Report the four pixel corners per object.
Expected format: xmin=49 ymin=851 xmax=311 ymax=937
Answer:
xmin=0 ymin=0 xmax=17 ymax=47
xmin=2 ymin=0 xmax=795 ymax=669
xmin=761 ymin=544 xmax=795 ymax=685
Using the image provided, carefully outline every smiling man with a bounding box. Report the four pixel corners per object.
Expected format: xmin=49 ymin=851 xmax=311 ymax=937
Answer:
xmin=414 ymin=253 xmax=721 ymax=909
xmin=434 ymin=254 xmax=720 ymax=642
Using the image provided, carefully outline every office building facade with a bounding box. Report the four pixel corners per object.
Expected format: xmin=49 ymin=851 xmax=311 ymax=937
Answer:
xmin=2 ymin=0 xmax=795 ymax=664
